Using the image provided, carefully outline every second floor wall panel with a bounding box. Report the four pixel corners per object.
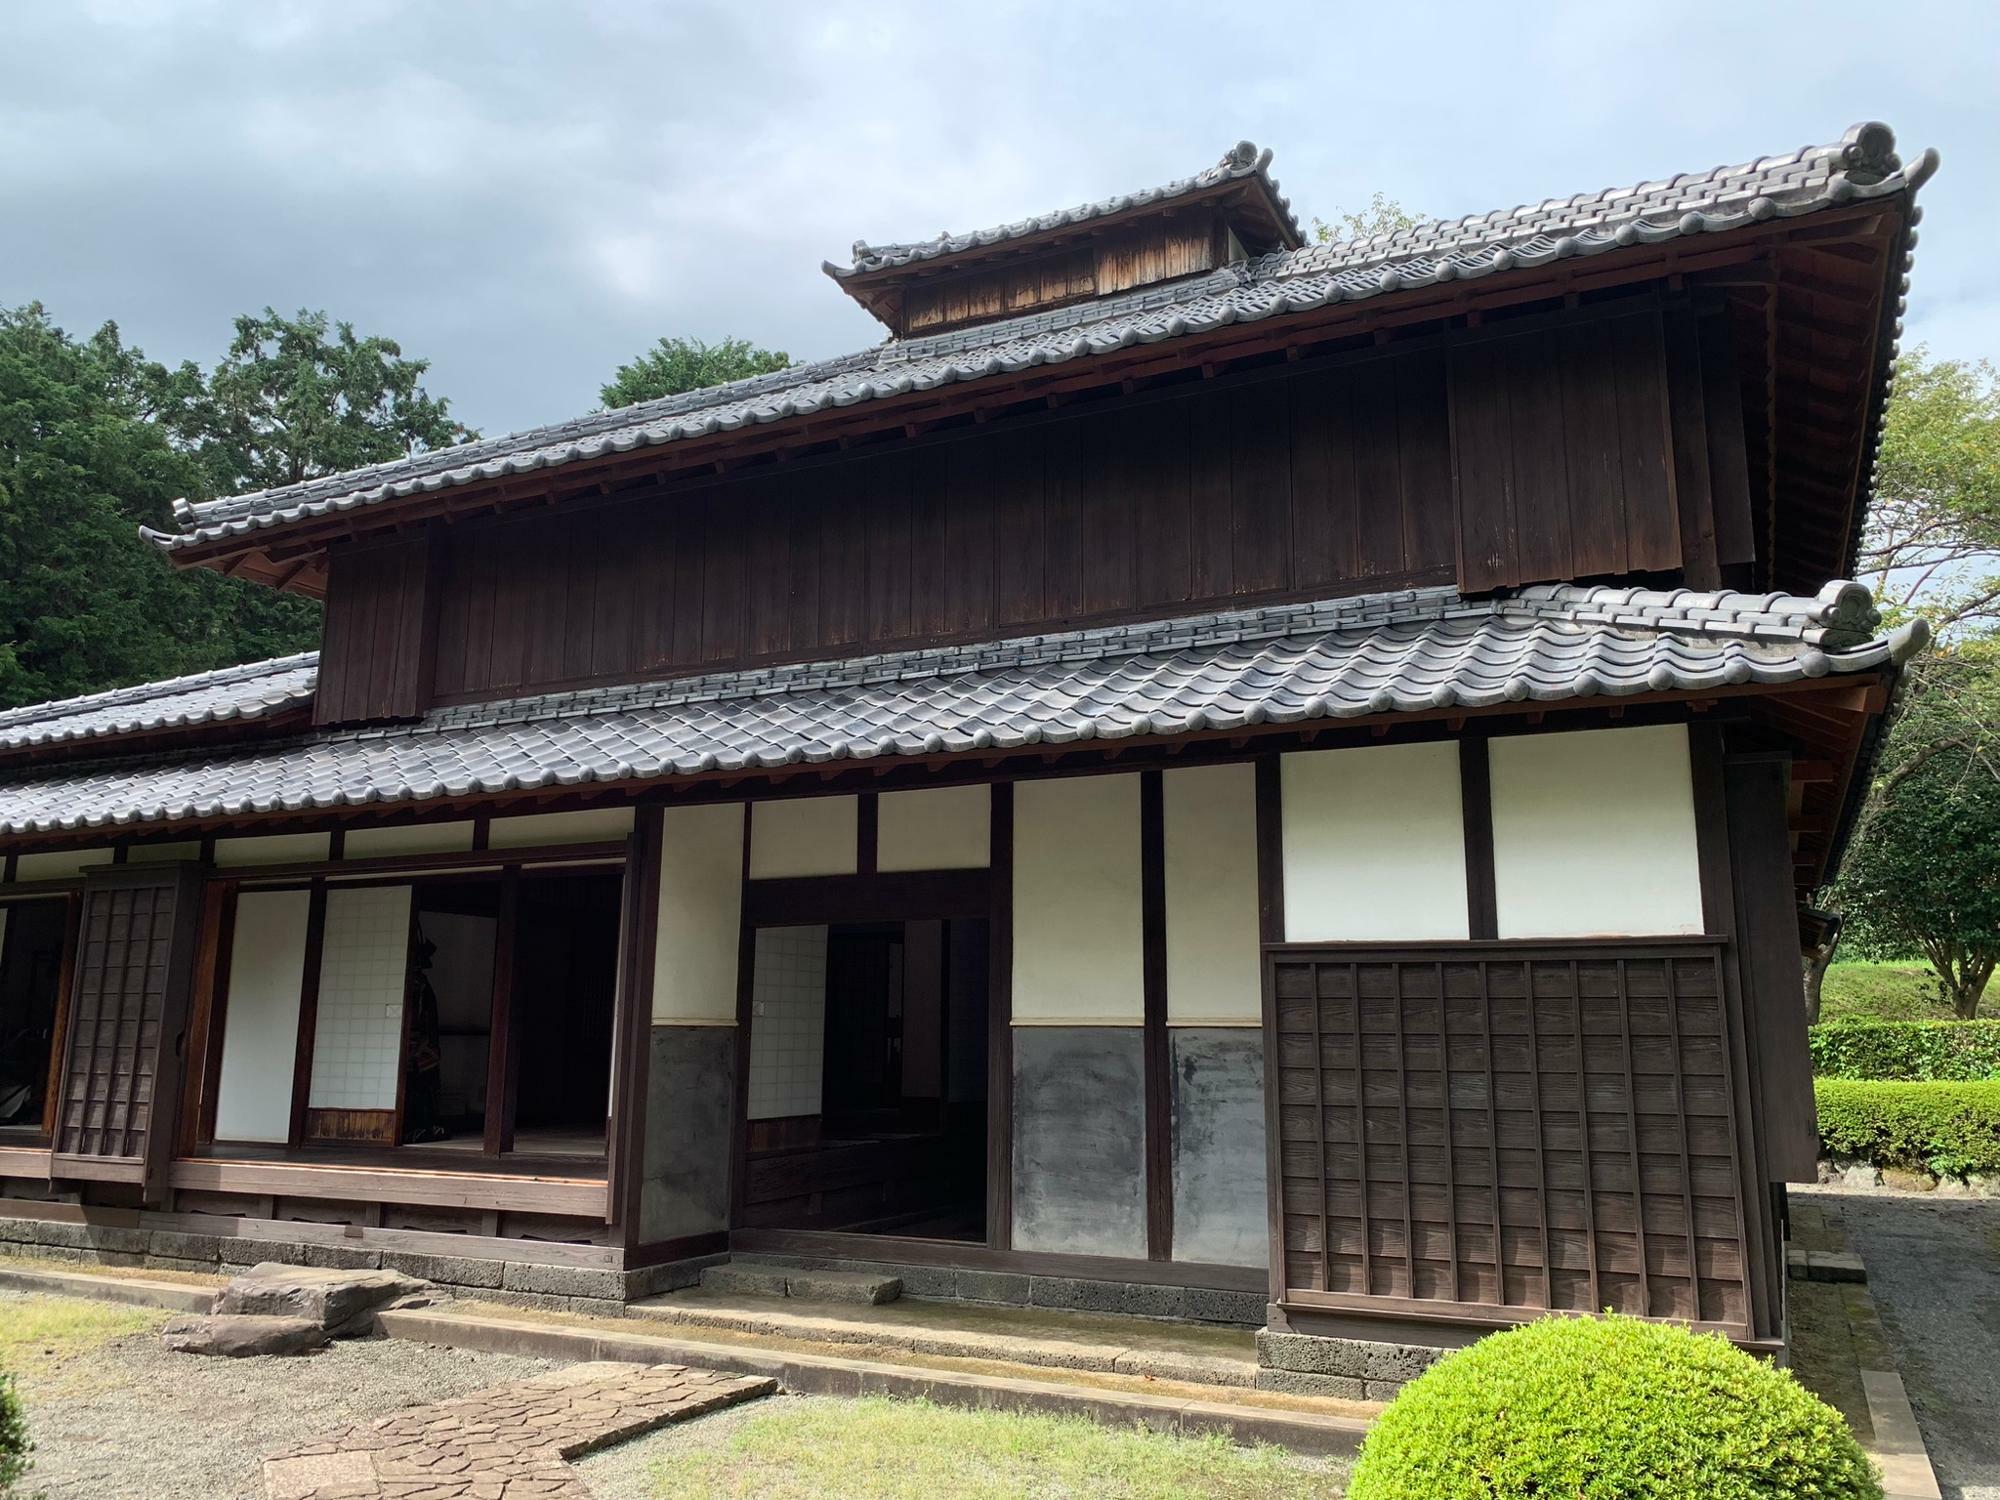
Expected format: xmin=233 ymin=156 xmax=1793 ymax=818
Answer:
xmin=427 ymin=348 xmax=1466 ymax=703
xmin=355 ymin=300 xmax=1752 ymax=712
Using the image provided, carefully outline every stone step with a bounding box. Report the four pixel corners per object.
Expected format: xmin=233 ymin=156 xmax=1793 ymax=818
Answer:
xmin=630 ymin=1285 xmax=1258 ymax=1390
xmin=700 ymin=1260 xmax=902 ymax=1305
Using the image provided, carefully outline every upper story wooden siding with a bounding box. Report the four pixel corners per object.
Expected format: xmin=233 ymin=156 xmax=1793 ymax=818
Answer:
xmin=902 ymin=216 xmax=1230 ymax=338
xmin=313 ymin=298 xmax=1753 ymax=726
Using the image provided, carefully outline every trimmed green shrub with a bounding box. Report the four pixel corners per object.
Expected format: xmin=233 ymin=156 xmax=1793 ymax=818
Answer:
xmin=1346 ymin=1313 xmax=1878 ymax=1500
xmin=1816 ymin=1078 xmax=2000 ymax=1178
xmin=1810 ymin=1019 xmax=2000 ymax=1081
xmin=0 ymin=1369 xmax=30 ymax=1495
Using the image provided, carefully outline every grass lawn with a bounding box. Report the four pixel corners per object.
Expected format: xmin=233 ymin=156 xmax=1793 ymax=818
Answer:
xmin=1819 ymin=961 xmax=1966 ymax=1022
xmin=0 ymin=1295 xmax=162 ymax=1382
xmin=614 ymin=1395 xmax=1344 ymax=1500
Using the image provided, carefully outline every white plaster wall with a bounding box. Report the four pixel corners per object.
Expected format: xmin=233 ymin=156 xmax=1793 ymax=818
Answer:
xmin=1490 ymin=723 xmax=1704 ymax=937
xmin=344 ymin=822 xmax=476 ymax=859
xmin=1013 ymin=774 xmax=1144 ymax=1023
xmin=308 ymin=884 xmax=413 ymax=1110
xmin=12 ymin=849 xmax=113 ymax=882
xmin=1282 ymin=741 xmax=1469 ymax=941
xmin=213 ymin=832 xmax=329 ymax=867
xmin=653 ymin=803 xmax=745 ymax=1024
xmin=749 ymin=796 xmax=859 ymax=879
xmin=877 ymin=785 xmax=991 ymax=871
xmin=747 ymin=925 xmax=827 ymax=1119
xmin=214 ymin=889 xmax=311 ymax=1141
xmin=488 ymin=808 xmax=635 ymax=849
xmin=1163 ymin=763 xmax=1263 ymax=1023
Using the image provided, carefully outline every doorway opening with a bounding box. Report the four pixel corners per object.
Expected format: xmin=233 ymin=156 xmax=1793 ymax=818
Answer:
xmin=0 ymin=898 xmax=70 ymax=1135
xmin=744 ymin=917 xmax=988 ymax=1241
xmin=403 ymin=869 xmax=621 ymax=1160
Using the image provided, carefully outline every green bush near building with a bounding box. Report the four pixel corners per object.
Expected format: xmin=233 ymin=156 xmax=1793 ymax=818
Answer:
xmin=1809 ymin=1019 xmax=2000 ymax=1081
xmin=0 ymin=1369 xmax=30 ymax=1495
xmin=1815 ymin=1078 xmax=2000 ymax=1178
xmin=1346 ymin=1312 xmax=1878 ymax=1500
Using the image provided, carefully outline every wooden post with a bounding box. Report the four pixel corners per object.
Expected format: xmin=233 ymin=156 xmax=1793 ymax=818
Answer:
xmin=1459 ymin=733 xmax=1498 ymax=940
xmin=483 ymin=865 xmax=522 ymax=1156
xmin=986 ymin=781 xmax=1015 ymax=1251
xmin=608 ymin=807 xmax=664 ymax=1236
xmin=1140 ymin=770 xmax=1172 ymax=1261
xmin=286 ymin=881 xmax=329 ymax=1149
xmin=1254 ymin=753 xmax=1286 ymax=1311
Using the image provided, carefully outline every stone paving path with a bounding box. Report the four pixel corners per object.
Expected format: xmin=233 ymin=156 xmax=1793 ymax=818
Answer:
xmin=261 ymin=1360 xmax=774 ymax=1499
xmin=1796 ymin=1189 xmax=1999 ymax=1500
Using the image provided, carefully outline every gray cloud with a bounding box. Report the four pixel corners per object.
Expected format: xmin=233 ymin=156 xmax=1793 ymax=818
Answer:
xmin=5 ymin=0 xmax=1995 ymax=439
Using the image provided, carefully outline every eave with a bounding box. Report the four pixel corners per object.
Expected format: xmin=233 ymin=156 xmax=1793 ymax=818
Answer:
xmin=0 ymin=672 xmax=1901 ymax=908
xmin=165 ymin=197 xmax=1916 ymax=603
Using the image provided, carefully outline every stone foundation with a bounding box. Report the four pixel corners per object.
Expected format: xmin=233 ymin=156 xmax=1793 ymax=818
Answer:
xmin=740 ymin=1251 xmax=1267 ymax=1327
xmin=1254 ymin=1327 xmax=1444 ymax=1400
xmin=0 ymin=1208 xmax=1266 ymax=1327
xmin=0 ymin=1212 xmax=719 ymax=1317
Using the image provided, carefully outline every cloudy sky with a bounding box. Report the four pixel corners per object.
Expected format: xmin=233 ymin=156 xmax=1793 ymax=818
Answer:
xmin=6 ymin=0 xmax=1996 ymax=439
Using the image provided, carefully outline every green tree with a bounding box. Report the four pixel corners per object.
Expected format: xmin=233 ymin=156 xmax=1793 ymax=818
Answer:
xmin=1312 ymin=193 xmax=1427 ymax=245
xmin=601 ymin=335 xmax=790 ymax=409
xmin=1816 ymin=350 xmax=2000 ymax=1017
xmin=188 ymin=308 xmax=469 ymax=493
xmin=0 ymin=304 xmax=318 ymax=707
xmin=1862 ymin=348 xmax=2000 ymax=632
xmin=1834 ymin=642 xmax=2000 ymax=1017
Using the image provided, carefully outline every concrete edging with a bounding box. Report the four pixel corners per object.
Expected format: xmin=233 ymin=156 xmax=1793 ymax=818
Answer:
xmin=0 ymin=1262 xmax=215 ymax=1313
xmin=377 ymin=1307 xmax=1371 ymax=1457
xmin=1861 ymin=1367 xmax=1943 ymax=1500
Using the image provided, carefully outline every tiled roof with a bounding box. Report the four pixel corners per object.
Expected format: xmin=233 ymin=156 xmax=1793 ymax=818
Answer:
xmin=0 ymin=581 xmax=1925 ymax=838
xmin=145 ymin=123 xmax=1935 ymax=559
xmin=825 ymin=139 xmax=1301 ymax=279
xmin=0 ymin=653 xmax=318 ymax=752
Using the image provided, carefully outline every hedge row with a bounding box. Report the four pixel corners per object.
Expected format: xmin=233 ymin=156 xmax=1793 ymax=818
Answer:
xmin=1808 ymin=1018 xmax=2000 ymax=1081
xmin=1815 ymin=1078 xmax=2000 ymax=1178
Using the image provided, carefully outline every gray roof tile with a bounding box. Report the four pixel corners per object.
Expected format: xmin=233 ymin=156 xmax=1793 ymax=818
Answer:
xmin=825 ymin=140 xmax=1301 ymax=279
xmin=0 ymin=654 xmax=318 ymax=752
xmin=145 ymin=123 xmax=1935 ymax=559
xmin=0 ymin=579 xmax=1925 ymax=838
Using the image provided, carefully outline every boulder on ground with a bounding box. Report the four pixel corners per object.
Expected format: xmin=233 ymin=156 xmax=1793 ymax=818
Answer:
xmin=212 ymin=1263 xmax=433 ymax=1333
xmin=163 ymin=1313 xmax=329 ymax=1358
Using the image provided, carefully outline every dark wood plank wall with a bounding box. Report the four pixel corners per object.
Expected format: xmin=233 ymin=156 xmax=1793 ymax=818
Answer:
xmin=1448 ymin=308 xmax=1682 ymax=592
xmin=905 ymin=245 xmax=1097 ymax=336
xmin=901 ymin=218 xmax=1222 ymax=337
xmin=315 ymin=530 xmax=442 ymax=726
xmin=427 ymin=353 xmax=1461 ymax=703
xmin=311 ymin=303 xmax=1754 ymax=716
xmin=1270 ymin=941 xmax=1752 ymax=1334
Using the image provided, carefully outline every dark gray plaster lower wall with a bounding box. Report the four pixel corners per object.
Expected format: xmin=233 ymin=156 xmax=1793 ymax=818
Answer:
xmin=1012 ymin=1025 xmax=1145 ymax=1258
xmin=1170 ymin=1028 xmax=1267 ymax=1268
xmin=638 ymin=1023 xmax=736 ymax=1244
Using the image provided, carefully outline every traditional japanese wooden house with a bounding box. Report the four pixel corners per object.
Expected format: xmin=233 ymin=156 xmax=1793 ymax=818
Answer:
xmin=0 ymin=124 xmax=1935 ymax=1385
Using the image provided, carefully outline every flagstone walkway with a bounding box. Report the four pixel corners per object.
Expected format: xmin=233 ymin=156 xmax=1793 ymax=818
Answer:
xmin=260 ymin=1359 xmax=774 ymax=1499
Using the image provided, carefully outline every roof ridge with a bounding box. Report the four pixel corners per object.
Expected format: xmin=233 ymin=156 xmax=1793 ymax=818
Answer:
xmin=826 ymin=140 xmax=1301 ymax=280
xmin=0 ymin=577 xmax=1921 ymax=838
xmin=146 ymin=124 xmax=1935 ymax=560
xmin=1295 ymin=123 xmax=1904 ymax=269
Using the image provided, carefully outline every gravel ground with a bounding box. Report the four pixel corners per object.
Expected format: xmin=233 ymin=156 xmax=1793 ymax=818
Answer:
xmin=4 ymin=1293 xmax=552 ymax=1500
xmin=1793 ymin=1189 xmax=2000 ymax=1500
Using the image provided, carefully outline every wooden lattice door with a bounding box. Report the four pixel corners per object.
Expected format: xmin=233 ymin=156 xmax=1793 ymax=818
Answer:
xmin=1269 ymin=940 xmax=1753 ymax=1336
xmin=49 ymin=863 xmax=205 ymax=1201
